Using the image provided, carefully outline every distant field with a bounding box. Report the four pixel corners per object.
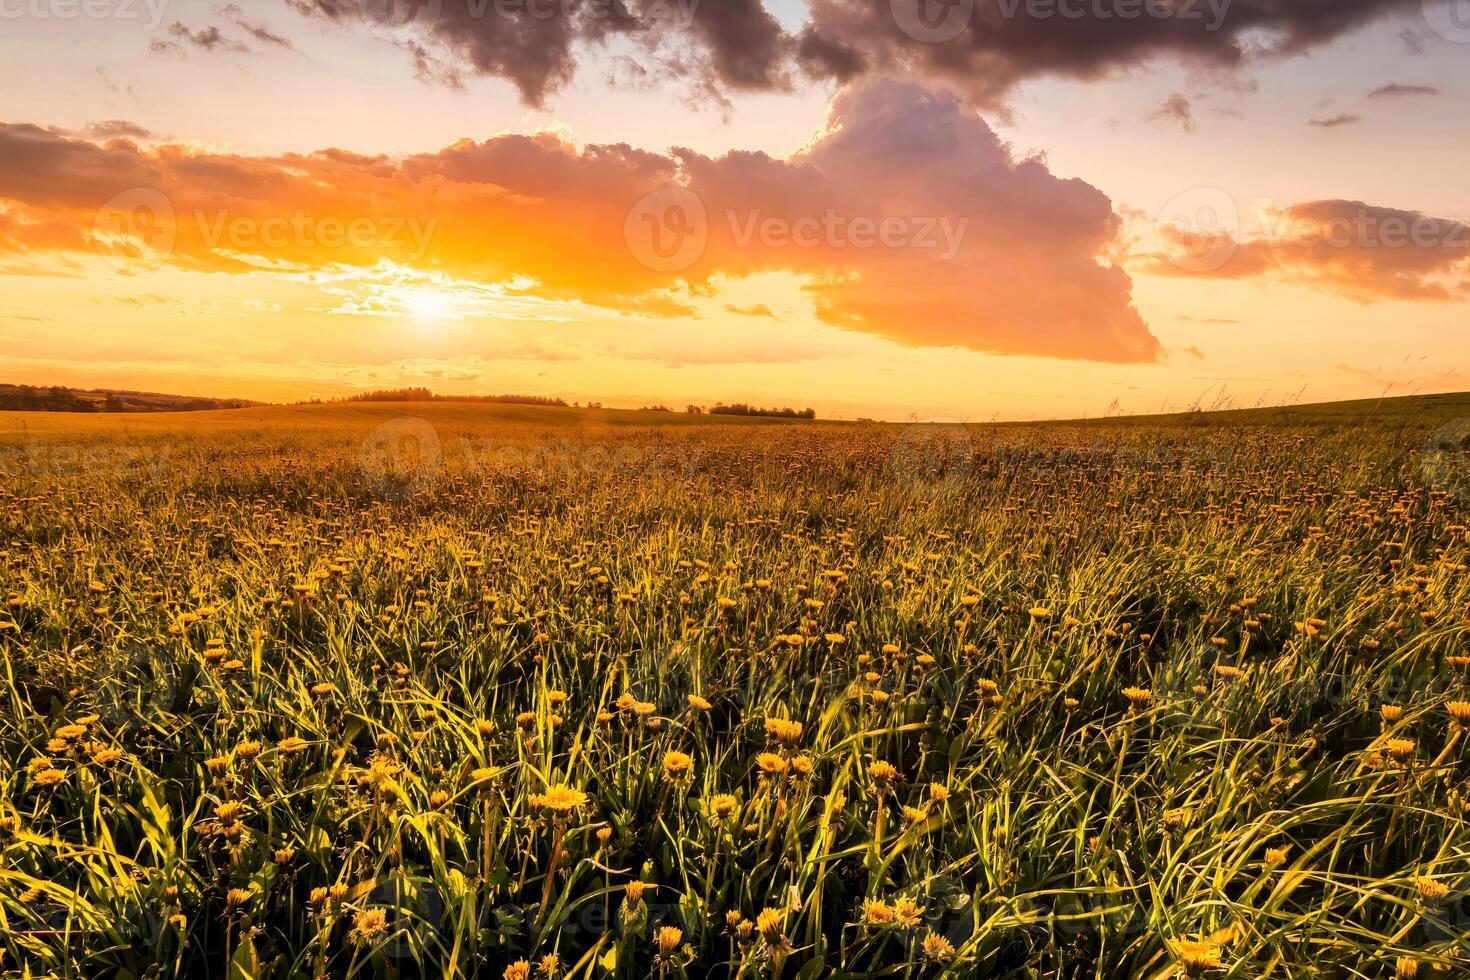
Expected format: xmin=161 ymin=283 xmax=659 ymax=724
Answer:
xmin=0 ymin=400 xmax=822 ymax=441
xmin=3 ymin=388 xmax=1468 ymax=437
xmin=1 ymin=391 xmax=1467 ymax=978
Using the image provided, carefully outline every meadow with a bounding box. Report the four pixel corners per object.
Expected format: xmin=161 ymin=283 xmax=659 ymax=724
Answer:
xmin=1 ymin=394 xmax=1468 ymax=979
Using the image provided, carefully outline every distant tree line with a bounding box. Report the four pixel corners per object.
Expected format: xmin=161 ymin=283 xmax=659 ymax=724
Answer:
xmin=308 ymin=387 xmax=569 ymax=407
xmin=0 ymin=384 xmax=252 ymax=413
xmin=707 ymin=402 xmax=817 ymax=419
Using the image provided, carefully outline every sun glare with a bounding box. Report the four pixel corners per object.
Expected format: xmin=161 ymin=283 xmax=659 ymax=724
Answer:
xmin=401 ymin=288 xmax=456 ymax=322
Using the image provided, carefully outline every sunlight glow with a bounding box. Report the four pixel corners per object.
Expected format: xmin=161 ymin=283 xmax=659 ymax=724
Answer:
xmin=400 ymin=288 xmax=456 ymax=322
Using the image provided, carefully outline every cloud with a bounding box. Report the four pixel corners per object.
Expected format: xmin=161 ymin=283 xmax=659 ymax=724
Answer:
xmin=1366 ymin=82 xmax=1441 ymax=98
xmin=281 ymin=0 xmax=1434 ymax=107
xmin=1147 ymin=94 xmax=1196 ymax=132
xmin=222 ymin=4 xmax=299 ymax=50
xmin=0 ymin=80 xmax=1159 ymax=363
xmin=725 ymin=303 xmax=777 ymax=318
xmin=803 ymin=0 xmax=1434 ymax=107
xmin=115 ymin=293 xmax=176 ymax=307
xmin=83 ymin=120 xmax=154 ymax=140
xmin=152 ymin=23 xmax=251 ymax=57
xmin=1137 ymin=199 xmax=1470 ymax=303
xmin=283 ymin=0 xmax=641 ymax=106
xmin=1308 ymin=114 xmax=1361 ymax=127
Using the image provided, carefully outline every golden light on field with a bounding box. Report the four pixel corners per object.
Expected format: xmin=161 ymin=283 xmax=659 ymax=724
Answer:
xmin=2 ymin=395 xmax=1468 ymax=977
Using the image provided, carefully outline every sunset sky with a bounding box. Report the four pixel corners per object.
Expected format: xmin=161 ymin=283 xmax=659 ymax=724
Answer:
xmin=1 ymin=0 xmax=1468 ymax=420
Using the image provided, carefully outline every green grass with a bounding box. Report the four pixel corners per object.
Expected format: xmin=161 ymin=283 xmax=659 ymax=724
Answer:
xmin=0 ymin=395 xmax=1467 ymax=979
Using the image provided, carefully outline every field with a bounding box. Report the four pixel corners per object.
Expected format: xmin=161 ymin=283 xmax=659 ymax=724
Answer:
xmin=1 ymin=395 xmax=1469 ymax=979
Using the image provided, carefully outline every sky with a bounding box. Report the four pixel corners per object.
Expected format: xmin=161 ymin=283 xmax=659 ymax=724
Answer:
xmin=0 ymin=0 xmax=1467 ymax=420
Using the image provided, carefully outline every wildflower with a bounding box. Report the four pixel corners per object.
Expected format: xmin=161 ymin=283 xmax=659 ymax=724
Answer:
xmin=662 ymin=750 xmax=694 ymax=781
xmin=868 ymin=760 xmax=899 ymax=792
xmin=756 ymin=908 xmax=792 ymax=957
xmin=88 ymin=744 xmax=123 ymax=766
xmin=503 ymin=961 xmax=531 ymax=980
xmin=922 ymin=931 xmax=955 ymax=962
xmin=654 ymin=925 xmax=683 ymax=957
xmin=1395 ymin=957 xmax=1418 ymax=979
xmin=530 ymin=784 xmax=588 ymax=816
xmin=1447 ymin=701 xmax=1470 ymax=731
xmin=861 ymin=899 xmax=895 ymax=928
xmin=1415 ymin=877 xmax=1449 ymax=905
xmin=351 ymin=907 xmax=390 ymax=946
xmin=765 ymin=718 xmax=803 ymax=745
xmin=277 ymin=736 xmax=309 ymax=754
xmin=687 ymin=694 xmax=711 ymax=711
xmin=708 ymin=793 xmax=739 ymax=823
xmin=33 ymin=768 xmax=65 ymax=788
xmin=1171 ymin=938 xmax=1221 ymax=977
xmin=1383 ymin=738 xmax=1416 ymax=766
xmin=620 ymin=880 xmax=651 ymax=927
xmin=1264 ymin=847 xmax=1290 ymax=866
xmin=537 ymin=953 xmax=561 ymax=978
xmin=1122 ymin=687 xmax=1152 ymax=711
xmin=756 ymin=752 xmax=788 ymax=777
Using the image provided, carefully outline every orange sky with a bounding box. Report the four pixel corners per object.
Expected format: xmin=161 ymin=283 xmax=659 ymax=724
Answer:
xmin=1 ymin=0 xmax=1467 ymax=419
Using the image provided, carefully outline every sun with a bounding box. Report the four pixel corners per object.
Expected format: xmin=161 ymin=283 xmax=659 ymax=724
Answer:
xmin=400 ymin=287 xmax=456 ymax=321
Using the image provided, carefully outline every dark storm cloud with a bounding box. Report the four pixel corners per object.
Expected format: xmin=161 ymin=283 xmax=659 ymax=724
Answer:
xmin=281 ymin=0 xmax=1438 ymax=106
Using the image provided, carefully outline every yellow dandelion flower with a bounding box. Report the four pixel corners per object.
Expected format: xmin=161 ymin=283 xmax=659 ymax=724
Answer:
xmin=350 ymin=907 xmax=390 ymax=946
xmin=662 ymin=751 xmax=694 ymax=780
xmin=530 ymin=784 xmax=588 ymax=816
